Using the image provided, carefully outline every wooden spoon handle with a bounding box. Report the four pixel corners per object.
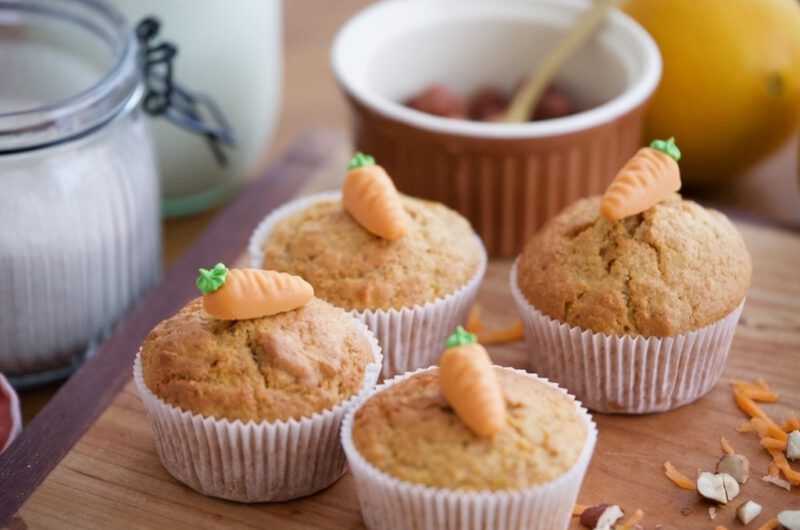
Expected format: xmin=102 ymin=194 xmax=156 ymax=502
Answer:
xmin=503 ymin=0 xmax=622 ymax=123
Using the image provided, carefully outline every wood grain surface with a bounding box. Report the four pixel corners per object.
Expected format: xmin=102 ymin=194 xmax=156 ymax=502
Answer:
xmin=10 ymin=166 xmax=800 ymax=528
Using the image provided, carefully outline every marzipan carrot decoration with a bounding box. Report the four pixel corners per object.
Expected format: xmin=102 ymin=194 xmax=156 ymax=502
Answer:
xmin=342 ymin=152 xmax=409 ymax=240
xmin=438 ymin=326 xmax=507 ymax=437
xmin=197 ymin=263 xmax=314 ymax=320
xmin=601 ymin=137 xmax=682 ymax=220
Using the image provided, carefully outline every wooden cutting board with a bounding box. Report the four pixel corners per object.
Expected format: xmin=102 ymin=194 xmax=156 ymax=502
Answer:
xmin=3 ymin=129 xmax=799 ymax=529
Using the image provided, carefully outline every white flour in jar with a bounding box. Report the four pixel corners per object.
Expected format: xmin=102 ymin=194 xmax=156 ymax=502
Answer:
xmin=0 ymin=107 xmax=161 ymax=376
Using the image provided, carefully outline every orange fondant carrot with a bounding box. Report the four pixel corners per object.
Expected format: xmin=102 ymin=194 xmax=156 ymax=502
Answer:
xmin=197 ymin=264 xmax=313 ymax=320
xmin=601 ymin=137 xmax=681 ymax=220
xmin=342 ymin=152 xmax=409 ymax=240
xmin=438 ymin=326 xmax=507 ymax=437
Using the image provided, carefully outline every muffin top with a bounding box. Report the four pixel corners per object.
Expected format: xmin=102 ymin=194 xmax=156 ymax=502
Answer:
xmin=141 ymin=297 xmax=374 ymax=422
xmin=261 ymin=195 xmax=482 ymax=311
xmin=517 ymin=194 xmax=752 ymax=337
xmin=352 ymin=369 xmax=586 ymax=491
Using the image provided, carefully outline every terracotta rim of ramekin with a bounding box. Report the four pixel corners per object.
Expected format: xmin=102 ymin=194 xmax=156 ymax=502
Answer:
xmin=331 ymin=0 xmax=661 ymax=139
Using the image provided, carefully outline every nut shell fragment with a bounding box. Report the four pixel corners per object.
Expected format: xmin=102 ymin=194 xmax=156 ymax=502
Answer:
xmin=717 ymin=454 xmax=750 ymax=484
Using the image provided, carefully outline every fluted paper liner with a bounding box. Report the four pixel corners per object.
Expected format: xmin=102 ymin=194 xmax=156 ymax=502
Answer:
xmin=133 ymin=320 xmax=382 ymax=502
xmin=510 ymin=261 xmax=745 ymax=414
xmin=249 ymin=192 xmax=487 ymax=379
xmin=341 ymin=366 xmax=597 ymax=530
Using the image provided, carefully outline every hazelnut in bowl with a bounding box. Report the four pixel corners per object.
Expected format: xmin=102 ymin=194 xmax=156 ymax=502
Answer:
xmin=331 ymin=0 xmax=661 ymax=256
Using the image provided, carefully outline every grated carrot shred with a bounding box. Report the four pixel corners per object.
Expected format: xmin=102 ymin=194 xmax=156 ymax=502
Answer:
xmin=735 ymin=395 xmax=788 ymax=441
xmin=738 ymin=421 xmax=757 ymax=433
xmin=756 ymin=519 xmax=779 ymax=530
xmin=769 ymin=459 xmax=780 ymax=477
xmin=769 ymin=449 xmax=800 ymax=485
xmin=731 ymin=379 xmax=778 ymax=402
xmin=476 ymin=320 xmax=523 ymax=345
xmin=784 ymin=410 xmax=800 ymax=432
xmin=663 ymin=461 xmax=696 ymax=490
xmin=746 ymin=418 xmax=770 ymax=439
xmin=617 ymin=509 xmax=644 ymax=530
xmin=720 ymin=437 xmax=735 ymax=455
xmin=715 ymin=526 xmax=729 ymax=530
xmin=761 ymin=437 xmax=788 ymax=451
xmin=465 ymin=304 xmax=482 ymax=334
xmin=572 ymin=504 xmax=587 ymax=516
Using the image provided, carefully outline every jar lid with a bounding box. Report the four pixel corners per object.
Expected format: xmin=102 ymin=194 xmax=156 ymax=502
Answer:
xmin=0 ymin=0 xmax=139 ymax=153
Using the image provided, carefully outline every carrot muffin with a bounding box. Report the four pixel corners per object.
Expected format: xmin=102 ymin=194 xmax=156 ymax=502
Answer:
xmin=141 ymin=297 xmax=374 ymax=422
xmin=250 ymin=153 xmax=486 ymax=379
xmin=261 ymin=195 xmax=482 ymax=311
xmin=351 ymin=369 xmax=587 ymax=490
xmin=341 ymin=328 xmax=595 ymax=529
xmin=511 ymin=138 xmax=751 ymax=414
xmin=135 ymin=265 xmax=382 ymax=502
xmin=517 ymin=193 xmax=752 ymax=337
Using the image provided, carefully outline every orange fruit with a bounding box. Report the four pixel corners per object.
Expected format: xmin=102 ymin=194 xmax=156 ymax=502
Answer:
xmin=624 ymin=0 xmax=800 ymax=186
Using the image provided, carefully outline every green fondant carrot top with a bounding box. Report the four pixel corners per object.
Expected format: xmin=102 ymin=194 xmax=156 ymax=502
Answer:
xmin=196 ymin=263 xmax=229 ymax=294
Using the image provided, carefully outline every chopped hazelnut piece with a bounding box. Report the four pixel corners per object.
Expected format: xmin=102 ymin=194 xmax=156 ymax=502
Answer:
xmin=736 ymin=500 xmax=762 ymax=525
xmin=579 ymin=504 xmax=624 ymax=530
xmin=717 ymin=454 xmax=750 ymax=484
xmin=787 ymin=430 xmax=800 ymax=460
xmin=778 ymin=510 xmax=800 ymax=530
xmin=697 ymin=472 xmax=740 ymax=504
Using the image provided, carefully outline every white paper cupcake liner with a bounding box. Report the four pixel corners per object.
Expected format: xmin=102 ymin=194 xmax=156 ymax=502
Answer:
xmin=509 ymin=261 xmax=745 ymax=414
xmin=249 ymin=191 xmax=488 ymax=379
xmin=341 ymin=366 xmax=597 ymax=530
xmin=133 ymin=319 xmax=382 ymax=503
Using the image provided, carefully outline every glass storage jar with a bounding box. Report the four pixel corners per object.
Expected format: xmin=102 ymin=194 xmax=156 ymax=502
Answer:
xmin=0 ymin=0 xmax=161 ymax=387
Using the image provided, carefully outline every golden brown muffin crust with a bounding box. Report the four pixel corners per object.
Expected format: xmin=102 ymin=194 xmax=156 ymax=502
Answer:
xmin=352 ymin=369 xmax=586 ymax=491
xmin=517 ymin=195 xmax=752 ymax=337
xmin=141 ymin=298 xmax=374 ymax=422
xmin=261 ymin=196 xmax=482 ymax=311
